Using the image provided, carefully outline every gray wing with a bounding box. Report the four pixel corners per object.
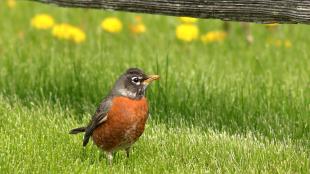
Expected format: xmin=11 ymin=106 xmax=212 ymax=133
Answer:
xmin=83 ymin=97 xmax=112 ymax=146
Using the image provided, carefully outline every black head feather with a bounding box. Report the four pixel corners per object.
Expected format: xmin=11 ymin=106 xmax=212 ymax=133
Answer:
xmin=111 ymin=68 xmax=149 ymax=99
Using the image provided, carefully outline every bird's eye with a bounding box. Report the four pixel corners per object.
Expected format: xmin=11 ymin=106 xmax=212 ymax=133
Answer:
xmin=131 ymin=77 xmax=140 ymax=84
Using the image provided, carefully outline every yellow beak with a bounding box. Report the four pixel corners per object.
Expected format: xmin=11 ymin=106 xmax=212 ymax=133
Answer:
xmin=143 ymin=75 xmax=160 ymax=85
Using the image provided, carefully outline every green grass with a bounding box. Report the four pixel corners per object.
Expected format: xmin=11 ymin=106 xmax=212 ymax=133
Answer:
xmin=0 ymin=1 xmax=309 ymax=173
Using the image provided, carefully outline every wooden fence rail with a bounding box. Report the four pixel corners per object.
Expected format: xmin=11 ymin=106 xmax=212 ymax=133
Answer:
xmin=35 ymin=0 xmax=310 ymax=24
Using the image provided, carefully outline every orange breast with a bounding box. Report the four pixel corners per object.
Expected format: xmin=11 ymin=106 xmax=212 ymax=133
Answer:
xmin=92 ymin=96 xmax=149 ymax=151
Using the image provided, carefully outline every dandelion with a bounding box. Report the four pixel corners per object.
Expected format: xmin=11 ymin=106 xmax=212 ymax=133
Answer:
xmin=176 ymin=24 xmax=199 ymax=42
xmin=267 ymin=38 xmax=292 ymax=48
xmin=200 ymin=31 xmax=227 ymax=43
xmin=274 ymin=39 xmax=282 ymax=47
xmin=70 ymin=27 xmax=86 ymax=43
xmin=284 ymin=39 xmax=292 ymax=48
xmin=7 ymin=0 xmax=16 ymax=9
xmin=134 ymin=16 xmax=142 ymax=23
xmin=129 ymin=16 xmax=146 ymax=34
xmin=31 ymin=14 xmax=55 ymax=30
xmin=130 ymin=23 xmax=146 ymax=34
xmin=179 ymin=17 xmax=198 ymax=23
xmin=101 ymin=17 xmax=122 ymax=33
xmin=52 ymin=23 xmax=86 ymax=43
xmin=52 ymin=24 xmax=71 ymax=40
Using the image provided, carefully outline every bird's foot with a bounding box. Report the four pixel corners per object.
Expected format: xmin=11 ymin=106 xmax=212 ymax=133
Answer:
xmin=106 ymin=151 xmax=113 ymax=166
xmin=125 ymin=147 xmax=131 ymax=158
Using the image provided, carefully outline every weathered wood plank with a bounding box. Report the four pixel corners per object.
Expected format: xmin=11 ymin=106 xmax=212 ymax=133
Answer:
xmin=35 ymin=0 xmax=310 ymax=24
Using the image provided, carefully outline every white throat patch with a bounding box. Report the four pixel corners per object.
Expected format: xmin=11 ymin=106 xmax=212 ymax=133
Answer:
xmin=119 ymin=88 xmax=137 ymax=98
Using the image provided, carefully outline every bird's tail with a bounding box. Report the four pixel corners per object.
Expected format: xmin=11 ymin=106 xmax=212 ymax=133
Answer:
xmin=69 ymin=126 xmax=94 ymax=146
xmin=69 ymin=127 xmax=86 ymax=134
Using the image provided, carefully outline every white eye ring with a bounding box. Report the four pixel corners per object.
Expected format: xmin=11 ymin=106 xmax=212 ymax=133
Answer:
xmin=131 ymin=77 xmax=140 ymax=85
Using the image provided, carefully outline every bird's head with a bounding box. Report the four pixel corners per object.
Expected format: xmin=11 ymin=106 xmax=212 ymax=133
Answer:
xmin=111 ymin=68 xmax=159 ymax=99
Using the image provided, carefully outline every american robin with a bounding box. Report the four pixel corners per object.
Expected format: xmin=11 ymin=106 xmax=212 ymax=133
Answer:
xmin=69 ymin=68 xmax=159 ymax=165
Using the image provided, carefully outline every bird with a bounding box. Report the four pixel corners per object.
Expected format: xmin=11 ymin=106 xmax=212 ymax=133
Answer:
xmin=69 ymin=68 xmax=159 ymax=165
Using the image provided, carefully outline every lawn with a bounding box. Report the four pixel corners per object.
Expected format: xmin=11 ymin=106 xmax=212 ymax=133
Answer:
xmin=0 ymin=1 xmax=309 ymax=173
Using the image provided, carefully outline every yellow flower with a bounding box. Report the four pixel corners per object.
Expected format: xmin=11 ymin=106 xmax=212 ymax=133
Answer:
xmin=267 ymin=38 xmax=292 ymax=48
xmin=134 ymin=16 xmax=142 ymax=23
xmin=52 ymin=24 xmax=86 ymax=43
xmin=201 ymin=31 xmax=227 ymax=43
xmin=179 ymin=17 xmax=198 ymax=23
xmin=176 ymin=24 xmax=199 ymax=42
xmin=101 ymin=17 xmax=122 ymax=33
xmin=70 ymin=27 xmax=86 ymax=43
xmin=284 ymin=40 xmax=292 ymax=48
xmin=52 ymin=24 xmax=70 ymax=40
xmin=129 ymin=16 xmax=146 ymax=34
xmin=130 ymin=23 xmax=146 ymax=34
xmin=7 ymin=0 xmax=16 ymax=9
xmin=274 ymin=39 xmax=282 ymax=47
xmin=31 ymin=14 xmax=55 ymax=30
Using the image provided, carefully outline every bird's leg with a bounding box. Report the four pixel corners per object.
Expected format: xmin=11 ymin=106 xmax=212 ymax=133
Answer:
xmin=106 ymin=151 xmax=113 ymax=165
xmin=125 ymin=147 xmax=131 ymax=158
